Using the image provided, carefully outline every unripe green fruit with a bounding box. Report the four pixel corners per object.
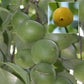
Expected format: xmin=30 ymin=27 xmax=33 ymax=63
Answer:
xmin=74 ymin=61 xmax=84 ymax=82
xmin=55 ymin=76 xmax=72 ymax=84
xmin=14 ymin=49 xmax=34 ymax=69
xmin=30 ymin=63 xmax=56 ymax=84
xmin=14 ymin=20 xmax=44 ymax=42
xmin=31 ymin=39 xmax=59 ymax=64
xmin=11 ymin=11 xmax=30 ymax=27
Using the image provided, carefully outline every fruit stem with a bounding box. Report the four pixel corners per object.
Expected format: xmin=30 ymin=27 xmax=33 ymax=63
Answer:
xmin=65 ymin=27 xmax=69 ymax=33
xmin=11 ymin=45 xmax=15 ymax=63
xmin=56 ymin=2 xmax=59 ymax=8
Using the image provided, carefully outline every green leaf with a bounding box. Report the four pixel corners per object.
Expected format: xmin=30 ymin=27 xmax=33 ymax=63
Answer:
xmin=1 ymin=0 xmax=10 ymax=8
xmin=61 ymin=44 xmax=77 ymax=60
xmin=62 ymin=59 xmax=80 ymax=69
xmin=75 ymin=36 xmax=84 ymax=53
xmin=48 ymin=24 xmax=57 ymax=33
xmin=0 ymin=17 xmax=3 ymax=27
xmin=53 ymin=59 xmax=65 ymax=73
xmin=0 ymin=7 xmax=12 ymax=29
xmin=4 ymin=62 xmax=30 ymax=84
xmin=29 ymin=2 xmax=47 ymax=24
xmin=71 ymin=21 xmax=78 ymax=30
xmin=13 ymin=33 xmax=34 ymax=50
xmin=48 ymin=2 xmax=57 ymax=12
xmin=0 ymin=31 xmax=7 ymax=58
xmin=57 ymin=70 xmax=77 ymax=84
xmin=67 ymin=25 xmax=78 ymax=33
xmin=0 ymin=68 xmax=24 ymax=84
xmin=0 ymin=7 xmax=10 ymax=21
xmin=44 ymin=33 xmax=78 ymax=51
xmin=0 ymin=51 xmax=3 ymax=65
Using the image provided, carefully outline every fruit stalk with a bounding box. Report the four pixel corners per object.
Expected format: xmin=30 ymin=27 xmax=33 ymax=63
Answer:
xmin=65 ymin=27 xmax=69 ymax=33
xmin=56 ymin=2 xmax=59 ymax=8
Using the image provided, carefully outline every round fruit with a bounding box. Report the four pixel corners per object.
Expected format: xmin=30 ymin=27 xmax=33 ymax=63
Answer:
xmin=74 ymin=61 xmax=84 ymax=82
xmin=30 ymin=63 xmax=56 ymax=84
xmin=53 ymin=7 xmax=73 ymax=27
xmin=61 ymin=45 xmax=77 ymax=60
xmin=31 ymin=39 xmax=59 ymax=64
xmin=11 ymin=11 xmax=30 ymax=27
xmin=14 ymin=20 xmax=44 ymax=42
xmin=14 ymin=49 xmax=34 ymax=69
xmin=55 ymin=76 xmax=72 ymax=84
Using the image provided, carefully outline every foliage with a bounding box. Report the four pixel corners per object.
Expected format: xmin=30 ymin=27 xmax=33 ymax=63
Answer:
xmin=0 ymin=0 xmax=84 ymax=84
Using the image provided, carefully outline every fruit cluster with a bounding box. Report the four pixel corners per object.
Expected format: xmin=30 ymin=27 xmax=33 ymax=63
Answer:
xmin=11 ymin=11 xmax=84 ymax=84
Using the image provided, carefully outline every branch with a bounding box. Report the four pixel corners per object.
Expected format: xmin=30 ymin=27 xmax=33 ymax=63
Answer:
xmin=65 ymin=27 xmax=69 ymax=33
xmin=24 ymin=5 xmax=30 ymax=14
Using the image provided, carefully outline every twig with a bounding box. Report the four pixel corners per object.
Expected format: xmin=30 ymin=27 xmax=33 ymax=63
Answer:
xmin=65 ymin=27 xmax=69 ymax=33
xmin=35 ymin=12 xmax=41 ymax=23
xmin=29 ymin=64 xmax=36 ymax=70
xmin=11 ymin=45 xmax=15 ymax=63
xmin=56 ymin=2 xmax=59 ymax=8
xmin=24 ymin=5 xmax=30 ymax=14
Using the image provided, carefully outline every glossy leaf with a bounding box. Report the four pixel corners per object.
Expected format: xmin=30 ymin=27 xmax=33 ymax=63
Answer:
xmin=44 ymin=33 xmax=78 ymax=51
xmin=57 ymin=70 xmax=77 ymax=84
xmin=0 ymin=68 xmax=24 ymax=84
xmin=4 ymin=62 xmax=30 ymax=84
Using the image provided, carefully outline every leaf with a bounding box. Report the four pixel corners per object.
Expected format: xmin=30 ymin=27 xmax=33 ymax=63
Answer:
xmin=13 ymin=33 xmax=34 ymax=51
xmin=0 ymin=68 xmax=24 ymax=84
xmin=75 ymin=36 xmax=84 ymax=53
xmin=67 ymin=25 xmax=78 ymax=33
xmin=48 ymin=2 xmax=57 ymax=12
xmin=0 ymin=31 xmax=7 ymax=57
xmin=48 ymin=24 xmax=57 ymax=33
xmin=0 ymin=7 xmax=10 ymax=21
xmin=71 ymin=21 xmax=78 ymax=30
xmin=61 ymin=44 xmax=77 ymax=60
xmin=29 ymin=2 xmax=47 ymax=24
xmin=57 ymin=70 xmax=77 ymax=84
xmin=4 ymin=62 xmax=30 ymax=84
xmin=0 ymin=51 xmax=3 ymax=65
xmin=44 ymin=33 xmax=78 ymax=51
xmin=62 ymin=59 xmax=81 ymax=69
xmin=1 ymin=0 xmax=10 ymax=8
xmin=53 ymin=59 xmax=65 ymax=73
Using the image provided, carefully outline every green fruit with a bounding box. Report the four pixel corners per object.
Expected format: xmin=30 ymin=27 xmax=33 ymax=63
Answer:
xmin=31 ymin=39 xmax=59 ymax=64
xmin=11 ymin=11 xmax=30 ymax=27
xmin=14 ymin=20 xmax=44 ymax=42
xmin=30 ymin=63 xmax=56 ymax=84
xmin=61 ymin=45 xmax=77 ymax=60
xmin=55 ymin=76 xmax=72 ymax=84
xmin=14 ymin=49 xmax=34 ymax=69
xmin=74 ymin=61 xmax=84 ymax=82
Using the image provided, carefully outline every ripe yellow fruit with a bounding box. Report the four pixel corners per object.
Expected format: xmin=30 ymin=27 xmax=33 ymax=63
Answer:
xmin=53 ymin=7 xmax=73 ymax=27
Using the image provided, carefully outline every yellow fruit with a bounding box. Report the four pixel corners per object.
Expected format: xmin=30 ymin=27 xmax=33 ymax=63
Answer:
xmin=53 ymin=7 xmax=73 ymax=27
